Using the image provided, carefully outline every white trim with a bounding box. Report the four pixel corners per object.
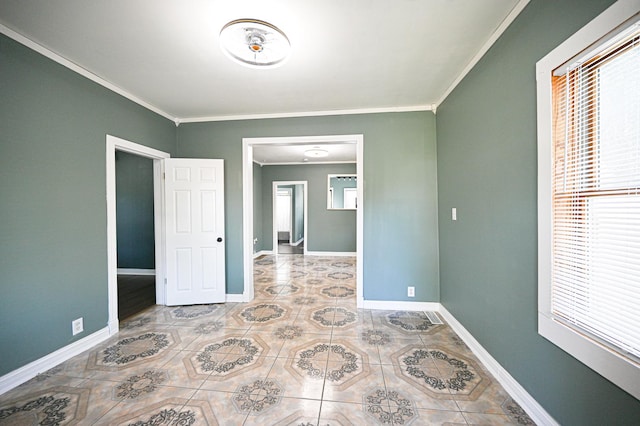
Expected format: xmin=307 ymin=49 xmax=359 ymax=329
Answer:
xmin=226 ymin=293 xmax=247 ymax=303
xmin=254 ymin=160 xmax=356 ymax=167
xmin=0 ymin=327 xmax=110 ymax=396
xmin=536 ymin=0 xmax=640 ymax=400
xmin=291 ymin=238 xmax=304 ymax=247
xmin=304 ymin=251 xmax=357 ymax=257
xmin=435 ymin=0 xmax=531 ymax=108
xmin=180 ymin=105 xmax=432 ymax=123
xmin=243 ymin=134 xmax=364 ymax=308
xmin=253 ymin=250 xmax=274 ymax=259
xmin=0 ymin=24 xmax=177 ymax=124
xmin=106 ymin=135 xmax=170 ymax=335
xmin=117 ymin=268 xmax=155 ymax=276
xmin=439 ymin=307 xmax=559 ymax=426
xmin=361 ymin=300 xmax=441 ymax=312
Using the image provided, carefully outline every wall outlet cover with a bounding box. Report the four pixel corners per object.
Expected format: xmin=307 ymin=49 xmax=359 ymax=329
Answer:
xmin=72 ymin=318 xmax=83 ymax=336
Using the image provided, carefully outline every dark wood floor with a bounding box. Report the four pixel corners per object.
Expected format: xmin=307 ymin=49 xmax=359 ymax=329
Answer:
xmin=118 ymin=274 xmax=156 ymax=320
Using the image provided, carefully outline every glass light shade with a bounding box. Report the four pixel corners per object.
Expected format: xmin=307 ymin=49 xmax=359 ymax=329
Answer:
xmin=304 ymin=148 xmax=329 ymax=158
xmin=219 ymin=19 xmax=291 ymax=69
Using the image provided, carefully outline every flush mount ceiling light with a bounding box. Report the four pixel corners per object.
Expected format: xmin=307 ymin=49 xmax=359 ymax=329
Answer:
xmin=304 ymin=147 xmax=329 ymax=158
xmin=219 ymin=19 xmax=291 ymax=69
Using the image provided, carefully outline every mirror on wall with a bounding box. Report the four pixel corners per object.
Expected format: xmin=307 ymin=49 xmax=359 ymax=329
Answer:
xmin=327 ymin=174 xmax=357 ymax=210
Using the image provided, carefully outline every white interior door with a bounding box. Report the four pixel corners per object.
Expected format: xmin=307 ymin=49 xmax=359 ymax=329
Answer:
xmin=344 ymin=187 xmax=357 ymax=209
xmin=164 ymin=159 xmax=225 ymax=306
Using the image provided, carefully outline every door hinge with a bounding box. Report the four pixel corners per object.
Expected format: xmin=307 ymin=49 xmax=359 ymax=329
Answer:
xmin=164 ymin=278 xmax=167 ymax=286
xmin=163 ymin=172 xmax=166 ymax=180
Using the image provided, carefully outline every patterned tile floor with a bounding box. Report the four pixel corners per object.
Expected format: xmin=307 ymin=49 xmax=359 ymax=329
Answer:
xmin=0 ymin=255 xmax=535 ymax=425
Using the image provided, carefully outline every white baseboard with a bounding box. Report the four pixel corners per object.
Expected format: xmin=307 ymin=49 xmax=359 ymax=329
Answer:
xmin=117 ymin=268 xmax=155 ymax=275
xmin=291 ymin=238 xmax=304 ymax=247
xmin=226 ymin=293 xmax=246 ymax=303
xmin=305 ymin=251 xmax=356 ymax=257
xmin=362 ymin=300 xmax=441 ymax=311
xmin=438 ymin=306 xmax=558 ymax=426
xmin=0 ymin=327 xmax=110 ymax=396
xmin=253 ymin=250 xmax=273 ymax=259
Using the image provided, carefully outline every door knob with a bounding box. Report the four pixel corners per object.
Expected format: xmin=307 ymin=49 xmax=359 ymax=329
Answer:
xmin=217 ymin=237 xmax=223 ymax=242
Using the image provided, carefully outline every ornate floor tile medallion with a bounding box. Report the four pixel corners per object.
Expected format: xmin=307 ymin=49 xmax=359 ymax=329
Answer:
xmin=502 ymin=398 xmax=535 ymax=425
xmin=327 ymin=271 xmax=354 ymax=280
xmin=113 ymin=370 xmax=168 ymax=400
xmin=264 ymin=284 xmax=299 ymax=296
xmin=108 ymin=398 xmax=217 ymax=426
xmin=304 ymin=278 xmax=324 ymax=286
xmin=321 ymin=285 xmax=355 ymax=298
xmin=274 ymin=325 xmax=303 ymax=340
xmin=232 ymin=379 xmax=282 ymax=414
xmin=364 ymin=388 xmax=417 ymax=425
xmin=287 ymin=340 xmax=368 ymax=389
xmin=170 ymin=304 xmax=218 ymax=320
xmin=121 ymin=317 xmax=152 ymax=329
xmin=194 ymin=320 xmax=224 ymax=335
xmin=186 ymin=335 xmax=267 ymax=379
xmin=392 ymin=345 xmax=489 ymax=400
xmin=384 ymin=311 xmax=442 ymax=335
xmin=0 ymin=386 xmax=89 ymax=425
xmin=331 ymin=261 xmax=353 ymax=268
xmin=293 ymin=296 xmax=317 ymax=305
xmin=88 ymin=331 xmax=178 ymax=370
xmin=311 ymin=307 xmax=357 ymax=328
xmin=289 ymin=270 xmax=308 ymax=279
xmin=237 ymin=303 xmax=286 ymax=324
xmin=361 ymin=329 xmax=391 ymax=346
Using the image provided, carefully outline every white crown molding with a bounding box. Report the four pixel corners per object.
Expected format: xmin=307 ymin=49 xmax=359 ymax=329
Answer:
xmin=178 ymin=105 xmax=434 ymax=123
xmin=435 ymin=0 xmax=531 ymax=108
xmin=2 ymin=0 xmax=527 ymax=125
xmin=0 ymin=23 xmax=178 ymax=124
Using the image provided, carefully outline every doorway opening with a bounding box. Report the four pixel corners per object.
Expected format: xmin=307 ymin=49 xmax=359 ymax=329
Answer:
xmin=273 ymin=181 xmax=307 ymax=255
xmin=242 ymin=135 xmax=364 ymax=307
xmin=106 ymin=135 xmax=170 ymax=334
xmin=115 ymin=150 xmax=156 ymax=319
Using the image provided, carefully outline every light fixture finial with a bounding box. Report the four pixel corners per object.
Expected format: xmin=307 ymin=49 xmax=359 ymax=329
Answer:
xmin=219 ymin=19 xmax=290 ymax=69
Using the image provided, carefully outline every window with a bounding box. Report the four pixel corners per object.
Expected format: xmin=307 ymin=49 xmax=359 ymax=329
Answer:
xmin=537 ymin=1 xmax=640 ymax=399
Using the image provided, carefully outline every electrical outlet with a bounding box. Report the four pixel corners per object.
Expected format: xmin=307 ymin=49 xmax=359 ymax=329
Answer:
xmin=72 ymin=318 xmax=83 ymax=336
xmin=407 ymin=286 xmax=415 ymax=298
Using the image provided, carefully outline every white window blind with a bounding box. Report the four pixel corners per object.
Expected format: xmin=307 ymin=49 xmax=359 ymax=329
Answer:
xmin=551 ymin=26 xmax=640 ymax=362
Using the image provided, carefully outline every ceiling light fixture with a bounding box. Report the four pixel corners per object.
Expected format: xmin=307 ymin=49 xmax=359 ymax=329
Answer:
xmin=219 ymin=19 xmax=291 ymax=69
xmin=304 ymin=147 xmax=329 ymax=158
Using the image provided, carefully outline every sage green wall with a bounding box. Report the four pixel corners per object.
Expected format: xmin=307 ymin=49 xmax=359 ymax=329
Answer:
xmin=0 ymin=34 xmax=175 ymax=376
xmin=263 ymin=164 xmax=355 ymax=252
xmin=176 ymin=111 xmax=439 ymax=300
xmin=116 ymin=151 xmax=155 ymax=269
xmin=436 ymin=0 xmax=640 ymax=424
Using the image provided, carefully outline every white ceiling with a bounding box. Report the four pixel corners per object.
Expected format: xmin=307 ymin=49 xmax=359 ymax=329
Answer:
xmin=253 ymin=142 xmax=357 ymax=165
xmin=0 ymin=0 xmax=526 ymax=163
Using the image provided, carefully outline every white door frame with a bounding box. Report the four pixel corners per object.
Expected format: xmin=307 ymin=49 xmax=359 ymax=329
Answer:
xmin=273 ymin=181 xmax=308 ymax=254
xmin=106 ymin=135 xmax=170 ymax=335
xmin=242 ymin=134 xmax=364 ymax=307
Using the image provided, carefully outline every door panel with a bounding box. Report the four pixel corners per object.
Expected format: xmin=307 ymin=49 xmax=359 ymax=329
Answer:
xmin=165 ymin=159 xmax=225 ymax=305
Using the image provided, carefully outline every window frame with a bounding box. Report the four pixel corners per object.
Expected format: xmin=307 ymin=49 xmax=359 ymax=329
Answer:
xmin=536 ymin=0 xmax=640 ymax=399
